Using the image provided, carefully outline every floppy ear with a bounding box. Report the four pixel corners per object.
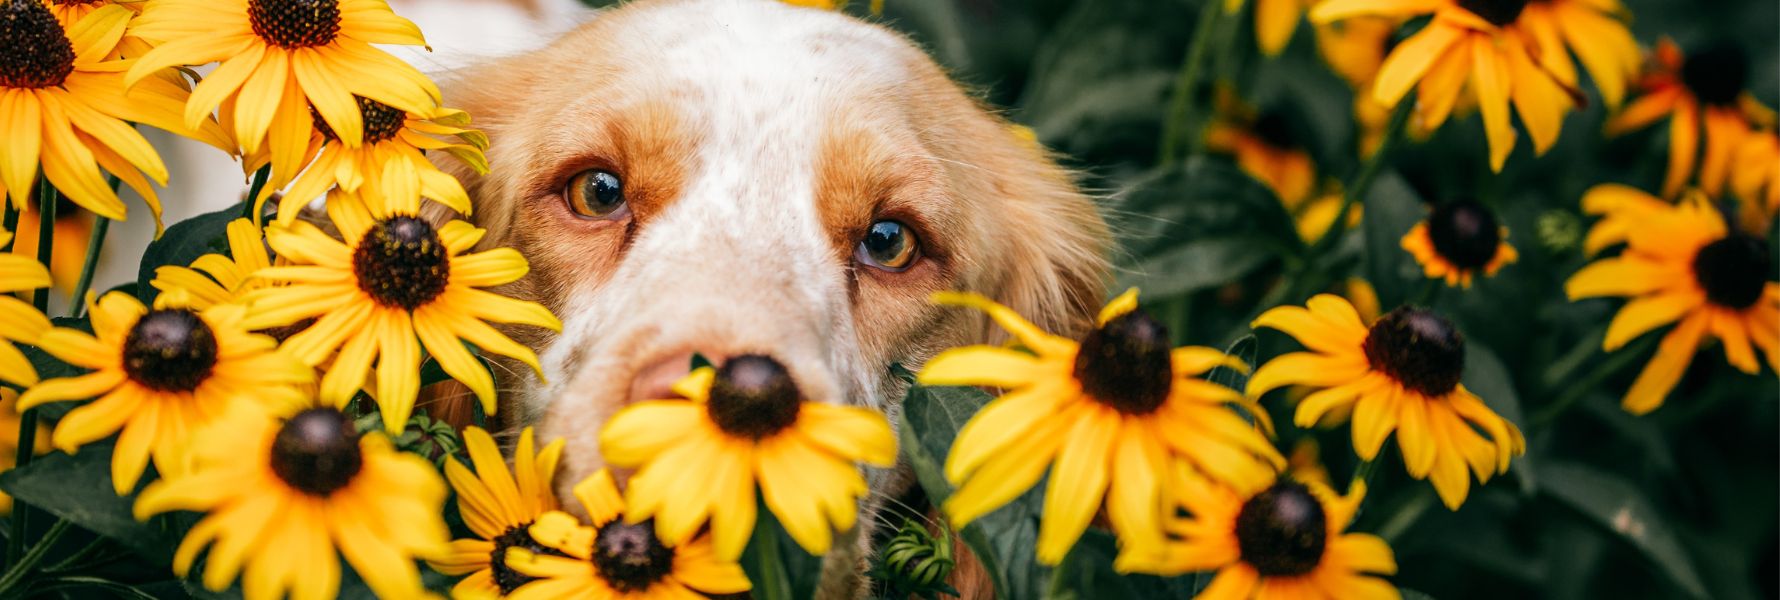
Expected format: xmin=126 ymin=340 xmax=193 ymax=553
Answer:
xmin=985 ymin=132 xmax=1111 ymax=339
xmin=423 ymin=49 xmax=555 ymax=245
xmin=939 ymin=111 xmax=1111 ymax=341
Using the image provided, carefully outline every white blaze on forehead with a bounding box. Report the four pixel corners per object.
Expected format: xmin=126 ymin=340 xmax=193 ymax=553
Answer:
xmin=532 ymin=0 xmax=910 ymax=413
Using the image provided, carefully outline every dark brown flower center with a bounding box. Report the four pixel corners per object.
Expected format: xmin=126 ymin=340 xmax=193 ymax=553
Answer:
xmin=592 ymin=519 xmax=675 ymax=593
xmin=248 ymin=0 xmax=340 ymax=48
xmin=311 ymin=96 xmax=408 ymax=144
xmin=1251 ymin=111 xmax=1297 ymax=150
xmin=270 ymin=408 xmax=362 ymax=496
xmin=1074 ymin=308 xmax=1174 ymax=415
xmin=1680 ymin=43 xmax=1747 ymax=107
xmin=1363 ymin=307 xmax=1465 ymax=397
xmin=1235 ymin=481 xmax=1328 ymax=577
xmin=50 ymin=0 xmax=107 ymax=6
xmin=1427 ymin=200 xmax=1502 ymax=270
xmin=353 ymin=216 xmax=449 ymax=310
xmin=492 ymin=522 xmax=566 ymax=595
xmin=706 ymin=355 xmax=801 ymax=439
xmin=1456 ymin=0 xmax=1527 ymax=26
xmin=0 ymin=0 xmax=75 ymax=89
xmin=1693 ymin=234 xmax=1771 ymax=309
xmin=122 ymin=309 xmax=219 ymax=393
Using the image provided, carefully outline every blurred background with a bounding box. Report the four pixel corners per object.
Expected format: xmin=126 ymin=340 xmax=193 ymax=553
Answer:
xmin=30 ymin=1 xmax=1778 ymax=598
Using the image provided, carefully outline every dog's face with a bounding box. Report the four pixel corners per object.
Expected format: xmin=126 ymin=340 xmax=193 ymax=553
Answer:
xmin=441 ymin=0 xmax=1107 ymax=497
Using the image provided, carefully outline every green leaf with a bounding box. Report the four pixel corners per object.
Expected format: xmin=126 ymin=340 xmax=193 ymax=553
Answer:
xmin=1462 ymin=343 xmax=1533 ymax=494
xmin=1399 ymin=589 xmax=1439 ymax=600
xmin=740 ymin=500 xmax=822 ymax=600
xmin=897 ymin=370 xmax=1046 ymax=600
xmin=1116 ymin=236 xmax=1284 ymax=301
xmin=0 ymin=445 xmax=179 ymax=562
xmin=1359 ymin=169 xmax=1425 ymax=309
xmin=1108 ymin=158 xmax=1302 ymax=264
xmin=1538 ymin=461 xmax=1709 ymax=599
xmin=135 ymin=201 xmax=247 ymax=304
xmin=1047 ymin=530 xmax=1194 ymax=599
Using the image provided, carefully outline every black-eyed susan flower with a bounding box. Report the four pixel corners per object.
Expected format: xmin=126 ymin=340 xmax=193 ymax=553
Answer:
xmin=149 ymin=218 xmax=271 ymax=310
xmin=428 ymin=425 xmax=566 ymax=598
xmin=1731 ymin=129 xmax=1778 ymax=228
xmin=1400 ymin=200 xmax=1519 ymax=288
xmin=0 ymin=0 xmax=228 ymax=223
xmin=1312 ymin=0 xmax=1581 ymax=172
xmin=1511 ymin=0 xmax=1639 ymax=109
xmin=1227 ymin=0 xmax=1313 ymax=56
xmin=917 ymin=289 xmax=1284 ymax=564
xmin=264 ymin=99 xmax=486 ymax=225
xmin=242 ymin=190 xmax=560 ymax=431
xmin=1249 ymin=295 xmax=1525 ymax=509
xmin=17 ymin=291 xmax=311 ymax=494
xmin=125 ymin=0 xmax=443 ymax=198
xmin=0 ymin=388 xmax=50 ymax=515
xmin=1607 ymin=40 xmax=1773 ymax=199
xmin=1121 ymin=469 xmax=1399 ymax=599
xmin=1208 ymin=95 xmax=1316 ymax=209
xmin=503 ymin=468 xmax=753 ymax=600
xmin=134 ymin=400 xmax=448 ymax=600
xmin=601 ymin=355 xmax=897 ymax=560
xmin=1566 ymin=187 xmax=1779 ymax=414
xmin=1205 ymin=93 xmax=1361 ymax=243
xmin=0 ymin=227 xmax=52 ymax=388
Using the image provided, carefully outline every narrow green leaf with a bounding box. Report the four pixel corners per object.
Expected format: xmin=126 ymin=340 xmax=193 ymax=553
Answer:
xmin=135 ymin=202 xmax=247 ymax=305
xmin=1539 ymin=461 xmax=1709 ymax=598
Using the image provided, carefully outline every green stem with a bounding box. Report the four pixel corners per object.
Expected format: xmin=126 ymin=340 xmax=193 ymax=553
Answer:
xmin=9 ymin=182 xmax=55 ymax=565
xmin=243 ymin=164 xmax=271 ymax=222
xmin=754 ymin=520 xmax=790 ymax=600
xmin=1159 ymin=0 xmax=1225 ymax=164
xmin=66 ymin=216 xmax=109 ymax=317
xmin=1408 ymin=277 xmax=1442 ymax=307
xmin=1377 ymin=490 xmax=1434 ymax=542
xmin=0 ymin=516 xmax=70 ymax=596
xmin=1044 ymin=547 xmax=1074 ymax=600
xmin=31 ymin=183 xmax=56 ymax=312
xmin=1531 ymin=334 xmax=1661 ymax=426
xmin=1305 ymin=94 xmax=1416 ymax=259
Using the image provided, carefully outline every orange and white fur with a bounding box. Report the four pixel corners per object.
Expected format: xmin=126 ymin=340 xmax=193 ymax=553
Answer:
xmin=437 ymin=0 xmax=1110 ymax=595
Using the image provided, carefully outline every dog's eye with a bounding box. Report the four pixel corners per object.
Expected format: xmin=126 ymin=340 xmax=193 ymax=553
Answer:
xmin=565 ymin=169 xmax=626 ymax=218
xmin=857 ymin=220 xmax=919 ymax=271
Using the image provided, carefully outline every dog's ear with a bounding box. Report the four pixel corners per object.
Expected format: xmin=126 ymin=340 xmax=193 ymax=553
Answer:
xmin=951 ymin=119 xmax=1111 ymax=341
xmin=424 ymin=51 xmax=550 ymax=246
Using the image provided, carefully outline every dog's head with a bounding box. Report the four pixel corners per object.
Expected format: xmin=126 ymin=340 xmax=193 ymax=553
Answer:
xmin=440 ymin=0 xmax=1108 ymax=493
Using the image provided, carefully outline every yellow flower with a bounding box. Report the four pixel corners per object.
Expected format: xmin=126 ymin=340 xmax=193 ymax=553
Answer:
xmin=1400 ymin=200 xmax=1519 ymax=288
xmin=1228 ymin=0 xmax=1314 ymax=56
xmin=0 ymin=227 xmax=52 ymax=388
xmin=503 ymin=469 xmax=753 ymax=600
xmin=1731 ymin=129 xmax=1779 ymax=229
xmin=1207 ymin=92 xmax=1316 ymax=209
xmin=1566 ymin=186 xmax=1779 ymax=414
xmin=0 ymin=388 xmax=51 ymax=515
xmin=1249 ymin=295 xmax=1525 ymax=509
xmin=149 ymin=218 xmax=272 ymax=310
xmin=1510 ymin=0 xmax=1638 ymax=108
xmin=1606 ymin=39 xmax=1773 ymax=199
xmin=242 ymin=190 xmax=560 ymax=431
xmin=1122 ymin=469 xmax=1399 ymax=600
xmin=17 ymin=291 xmax=312 ymax=494
xmin=134 ymin=399 xmax=448 ymax=600
xmin=917 ymin=289 xmax=1283 ymax=564
xmin=262 ymin=100 xmax=486 ymax=226
xmin=125 ymin=0 xmax=442 ymax=199
xmin=0 ymin=1 xmax=228 ymax=223
xmin=1312 ymin=0 xmax=1581 ymax=172
xmin=600 ymin=356 xmax=897 ymax=560
xmin=428 ymin=426 xmax=565 ymax=598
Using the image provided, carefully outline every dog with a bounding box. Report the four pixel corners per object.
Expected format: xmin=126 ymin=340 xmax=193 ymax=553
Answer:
xmin=435 ymin=0 xmax=1110 ymax=595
